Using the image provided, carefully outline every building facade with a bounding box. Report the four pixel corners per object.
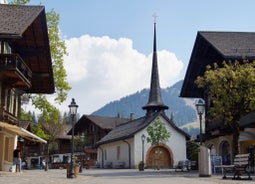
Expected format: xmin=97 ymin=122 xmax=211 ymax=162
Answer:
xmin=0 ymin=4 xmax=54 ymax=171
xmin=70 ymin=115 xmax=130 ymax=167
xmin=180 ymin=31 xmax=255 ymax=169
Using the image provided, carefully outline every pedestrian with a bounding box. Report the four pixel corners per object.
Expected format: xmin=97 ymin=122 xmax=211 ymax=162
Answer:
xmin=13 ymin=147 xmax=22 ymax=172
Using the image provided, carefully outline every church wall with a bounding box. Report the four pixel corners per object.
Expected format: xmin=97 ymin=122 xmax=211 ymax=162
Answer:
xmin=134 ymin=115 xmax=187 ymax=168
xmin=159 ymin=116 xmax=187 ymax=165
xmin=97 ymin=138 xmax=134 ymax=168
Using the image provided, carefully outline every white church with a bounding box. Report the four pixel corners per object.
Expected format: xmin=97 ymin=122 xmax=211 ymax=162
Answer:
xmin=96 ymin=21 xmax=190 ymax=169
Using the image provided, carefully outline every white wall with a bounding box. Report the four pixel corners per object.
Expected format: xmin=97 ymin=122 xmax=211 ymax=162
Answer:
xmin=134 ymin=115 xmax=187 ymax=166
xmin=97 ymin=115 xmax=187 ymax=168
xmin=97 ymin=138 xmax=134 ymax=168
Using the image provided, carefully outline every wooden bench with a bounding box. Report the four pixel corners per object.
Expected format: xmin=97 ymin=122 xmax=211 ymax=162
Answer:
xmin=104 ymin=162 xmax=112 ymax=169
xmin=175 ymin=160 xmax=191 ymax=172
xmin=222 ymin=153 xmax=252 ymax=180
xmin=115 ymin=162 xmax=125 ymax=169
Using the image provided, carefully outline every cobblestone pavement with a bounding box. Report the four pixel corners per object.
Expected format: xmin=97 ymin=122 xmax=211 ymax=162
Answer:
xmin=0 ymin=169 xmax=254 ymax=184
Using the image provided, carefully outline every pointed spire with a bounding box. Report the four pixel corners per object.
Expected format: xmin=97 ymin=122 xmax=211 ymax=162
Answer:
xmin=142 ymin=18 xmax=168 ymax=115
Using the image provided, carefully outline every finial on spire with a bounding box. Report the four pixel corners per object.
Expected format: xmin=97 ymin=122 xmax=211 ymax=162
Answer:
xmin=153 ymin=13 xmax=158 ymax=23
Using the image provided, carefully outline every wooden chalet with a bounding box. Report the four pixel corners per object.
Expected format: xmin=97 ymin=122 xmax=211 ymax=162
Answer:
xmin=69 ymin=114 xmax=130 ymax=167
xmin=180 ymin=31 xmax=255 ymax=167
xmin=0 ymin=4 xmax=54 ymax=171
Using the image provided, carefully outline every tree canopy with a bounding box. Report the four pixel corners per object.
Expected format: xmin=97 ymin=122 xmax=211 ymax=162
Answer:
xmin=146 ymin=117 xmax=171 ymax=145
xmin=195 ymin=60 xmax=255 ymax=156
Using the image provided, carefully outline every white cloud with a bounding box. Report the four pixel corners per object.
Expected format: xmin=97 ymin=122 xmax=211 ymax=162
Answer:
xmin=44 ymin=35 xmax=184 ymax=115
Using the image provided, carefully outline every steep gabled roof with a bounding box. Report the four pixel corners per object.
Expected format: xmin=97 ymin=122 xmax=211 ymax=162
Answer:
xmin=0 ymin=4 xmax=54 ymax=93
xmin=180 ymin=31 xmax=255 ymax=98
xmin=199 ymin=31 xmax=255 ymax=58
xmin=96 ymin=112 xmax=190 ymax=145
xmin=70 ymin=115 xmax=130 ymax=135
xmin=86 ymin=115 xmax=129 ymax=130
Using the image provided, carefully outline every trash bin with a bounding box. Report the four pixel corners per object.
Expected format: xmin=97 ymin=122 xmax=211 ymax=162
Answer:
xmin=198 ymin=146 xmax=211 ymax=177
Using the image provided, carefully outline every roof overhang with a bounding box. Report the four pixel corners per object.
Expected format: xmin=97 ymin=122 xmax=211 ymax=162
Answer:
xmin=0 ymin=121 xmax=47 ymax=143
xmin=180 ymin=31 xmax=255 ymax=98
xmin=0 ymin=4 xmax=54 ymax=94
xmin=240 ymin=112 xmax=255 ymax=128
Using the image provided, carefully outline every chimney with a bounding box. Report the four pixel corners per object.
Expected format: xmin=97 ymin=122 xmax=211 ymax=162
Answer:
xmin=130 ymin=113 xmax=135 ymax=120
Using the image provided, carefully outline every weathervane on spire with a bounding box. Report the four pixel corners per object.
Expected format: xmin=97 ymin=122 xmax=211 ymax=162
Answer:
xmin=153 ymin=13 xmax=158 ymax=23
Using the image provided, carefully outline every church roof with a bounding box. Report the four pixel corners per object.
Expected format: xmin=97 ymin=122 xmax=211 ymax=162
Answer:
xmin=180 ymin=31 xmax=255 ymax=98
xmin=96 ymin=112 xmax=190 ymax=145
xmin=142 ymin=22 xmax=168 ymax=113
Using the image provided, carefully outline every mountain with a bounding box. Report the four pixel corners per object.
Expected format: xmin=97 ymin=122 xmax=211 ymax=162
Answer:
xmin=92 ymin=80 xmax=199 ymax=136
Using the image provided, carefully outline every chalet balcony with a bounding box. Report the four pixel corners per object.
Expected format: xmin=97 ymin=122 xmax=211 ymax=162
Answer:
xmin=0 ymin=107 xmax=18 ymax=125
xmin=0 ymin=54 xmax=32 ymax=89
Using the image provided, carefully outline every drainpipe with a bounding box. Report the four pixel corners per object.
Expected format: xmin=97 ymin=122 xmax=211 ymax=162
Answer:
xmin=98 ymin=146 xmax=104 ymax=168
xmin=123 ymin=140 xmax=131 ymax=169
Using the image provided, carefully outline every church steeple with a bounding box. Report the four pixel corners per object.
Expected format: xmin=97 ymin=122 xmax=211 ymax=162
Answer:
xmin=142 ymin=19 xmax=168 ymax=115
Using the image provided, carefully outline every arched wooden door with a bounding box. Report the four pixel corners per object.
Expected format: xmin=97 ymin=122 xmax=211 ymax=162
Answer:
xmin=147 ymin=145 xmax=172 ymax=168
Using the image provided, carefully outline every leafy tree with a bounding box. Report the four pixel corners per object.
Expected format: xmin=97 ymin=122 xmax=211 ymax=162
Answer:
xmin=186 ymin=141 xmax=199 ymax=169
xmin=9 ymin=0 xmax=29 ymax=4
xmin=74 ymin=134 xmax=87 ymax=152
xmin=146 ymin=117 xmax=171 ymax=169
xmin=146 ymin=117 xmax=171 ymax=145
xmin=20 ymin=109 xmax=32 ymax=121
xmin=32 ymin=123 xmax=50 ymax=140
xmin=37 ymin=106 xmax=64 ymax=167
xmin=195 ymin=60 xmax=255 ymax=156
xmin=37 ymin=107 xmax=63 ymax=144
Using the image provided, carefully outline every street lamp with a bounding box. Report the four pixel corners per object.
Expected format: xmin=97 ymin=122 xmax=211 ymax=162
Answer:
xmin=195 ymin=99 xmax=205 ymax=145
xmin=67 ymin=98 xmax=78 ymax=179
xmin=141 ymin=134 xmax=146 ymax=171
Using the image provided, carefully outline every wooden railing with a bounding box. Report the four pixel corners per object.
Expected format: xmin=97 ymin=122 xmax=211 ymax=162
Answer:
xmin=0 ymin=54 xmax=32 ymax=86
xmin=0 ymin=107 xmax=18 ymax=125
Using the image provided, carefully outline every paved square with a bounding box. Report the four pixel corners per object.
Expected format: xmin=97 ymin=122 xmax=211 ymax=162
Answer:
xmin=0 ymin=169 xmax=254 ymax=184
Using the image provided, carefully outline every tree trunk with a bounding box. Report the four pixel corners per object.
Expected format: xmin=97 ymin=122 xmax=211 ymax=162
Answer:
xmin=232 ymin=125 xmax=240 ymax=157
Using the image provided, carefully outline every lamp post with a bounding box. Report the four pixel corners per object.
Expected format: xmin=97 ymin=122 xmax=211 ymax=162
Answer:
xmin=195 ymin=99 xmax=205 ymax=145
xmin=67 ymin=98 xmax=78 ymax=179
xmin=196 ymin=99 xmax=211 ymax=177
xmin=141 ymin=134 xmax=146 ymax=171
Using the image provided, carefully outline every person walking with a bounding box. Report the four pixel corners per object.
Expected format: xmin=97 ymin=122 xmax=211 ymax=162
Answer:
xmin=13 ymin=147 xmax=22 ymax=172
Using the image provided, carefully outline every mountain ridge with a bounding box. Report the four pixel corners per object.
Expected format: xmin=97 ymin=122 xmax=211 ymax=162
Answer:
xmin=92 ymin=80 xmax=199 ymax=135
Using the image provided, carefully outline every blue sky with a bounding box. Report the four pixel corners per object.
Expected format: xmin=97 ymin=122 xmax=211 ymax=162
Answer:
xmin=26 ymin=0 xmax=255 ymax=115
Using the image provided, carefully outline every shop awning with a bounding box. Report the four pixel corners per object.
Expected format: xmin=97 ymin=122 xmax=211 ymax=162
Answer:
xmin=239 ymin=128 xmax=255 ymax=142
xmin=0 ymin=121 xmax=47 ymax=143
xmin=239 ymin=112 xmax=255 ymax=128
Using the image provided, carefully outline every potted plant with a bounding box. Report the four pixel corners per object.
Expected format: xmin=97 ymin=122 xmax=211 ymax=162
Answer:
xmin=138 ymin=161 xmax=144 ymax=171
xmin=73 ymin=156 xmax=80 ymax=177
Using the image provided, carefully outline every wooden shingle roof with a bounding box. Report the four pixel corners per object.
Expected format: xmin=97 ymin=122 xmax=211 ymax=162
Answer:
xmin=0 ymin=4 xmax=54 ymax=93
xmin=96 ymin=112 xmax=190 ymax=145
xmin=86 ymin=115 xmax=129 ymax=130
xmin=180 ymin=31 xmax=255 ymax=98
xmin=70 ymin=115 xmax=130 ymax=135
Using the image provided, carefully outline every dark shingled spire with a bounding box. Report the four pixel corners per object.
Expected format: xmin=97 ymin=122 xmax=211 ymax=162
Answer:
xmin=142 ymin=20 xmax=168 ymax=115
